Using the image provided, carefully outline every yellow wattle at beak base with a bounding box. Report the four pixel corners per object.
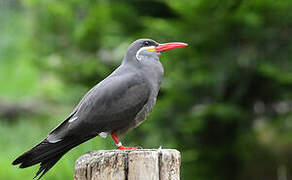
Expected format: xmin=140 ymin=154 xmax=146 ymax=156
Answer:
xmin=146 ymin=48 xmax=156 ymax=52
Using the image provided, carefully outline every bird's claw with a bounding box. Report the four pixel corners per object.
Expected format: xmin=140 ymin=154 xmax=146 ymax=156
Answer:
xmin=116 ymin=145 xmax=143 ymax=150
xmin=117 ymin=145 xmax=137 ymax=150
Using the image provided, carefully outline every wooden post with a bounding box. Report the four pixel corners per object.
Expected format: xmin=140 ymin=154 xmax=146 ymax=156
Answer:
xmin=74 ymin=149 xmax=181 ymax=180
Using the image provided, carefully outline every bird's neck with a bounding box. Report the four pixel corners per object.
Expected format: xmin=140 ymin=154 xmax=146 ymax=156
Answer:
xmin=120 ymin=54 xmax=164 ymax=91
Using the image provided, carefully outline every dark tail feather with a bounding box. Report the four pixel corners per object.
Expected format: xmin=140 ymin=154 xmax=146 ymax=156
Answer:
xmin=13 ymin=139 xmax=71 ymax=167
xmin=12 ymin=137 xmax=91 ymax=179
xmin=33 ymin=153 xmax=63 ymax=180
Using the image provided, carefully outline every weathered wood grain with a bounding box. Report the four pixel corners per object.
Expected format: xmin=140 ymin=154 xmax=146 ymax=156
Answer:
xmin=74 ymin=149 xmax=180 ymax=180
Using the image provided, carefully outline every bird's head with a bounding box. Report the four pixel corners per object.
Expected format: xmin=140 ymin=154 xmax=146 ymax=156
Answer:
xmin=125 ymin=39 xmax=188 ymax=63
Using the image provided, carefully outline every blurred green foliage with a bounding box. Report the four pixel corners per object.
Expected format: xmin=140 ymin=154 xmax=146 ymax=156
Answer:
xmin=1 ymin=0 xmax=292 ymax=179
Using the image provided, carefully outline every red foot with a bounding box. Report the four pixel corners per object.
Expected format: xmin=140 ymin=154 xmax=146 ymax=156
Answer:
xmin=117 ymin=145 xmax=137 ymax=150
xmin=111 ymin=133 xmax=138 ymax=150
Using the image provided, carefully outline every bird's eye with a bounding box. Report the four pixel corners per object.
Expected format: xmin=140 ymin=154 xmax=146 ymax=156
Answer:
xmin=144 ymin=41 xmax=150 ymax=46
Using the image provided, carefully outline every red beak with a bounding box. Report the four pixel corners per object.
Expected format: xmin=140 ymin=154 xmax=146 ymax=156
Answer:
xmin=155 ymin=42 xmax=188 ymax=52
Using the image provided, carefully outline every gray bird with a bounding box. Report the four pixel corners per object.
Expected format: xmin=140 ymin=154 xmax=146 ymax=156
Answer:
xmin=12 ymin=38 xmax=188 ymax=179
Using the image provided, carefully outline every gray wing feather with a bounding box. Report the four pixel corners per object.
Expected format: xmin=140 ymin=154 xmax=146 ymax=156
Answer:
xmin=47 ymin=73 xmax=150 ymax=141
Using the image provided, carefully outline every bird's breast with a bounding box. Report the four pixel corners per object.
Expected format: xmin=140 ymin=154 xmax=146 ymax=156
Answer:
xmin=134 ymin=95 xmax=157 ymax=125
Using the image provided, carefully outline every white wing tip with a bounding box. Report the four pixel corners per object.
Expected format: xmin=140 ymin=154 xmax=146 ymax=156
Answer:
xmin=47 ymin=138 xmax=62 ymax=143
xmin=68 ymin=116 xmax=78 ymax=123
xmin=99 ymin=132 xmax=108 ymax=138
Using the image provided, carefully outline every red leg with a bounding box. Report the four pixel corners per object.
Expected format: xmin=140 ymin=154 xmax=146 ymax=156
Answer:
xmin=111 ymin=134 xmax=137 ymax=150
xmin=111 ymin=134 xmax=119 ymax=144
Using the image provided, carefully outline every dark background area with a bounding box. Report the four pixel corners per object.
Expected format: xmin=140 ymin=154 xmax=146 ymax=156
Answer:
xmin=1 ymin=0 xmax=292 ymax=179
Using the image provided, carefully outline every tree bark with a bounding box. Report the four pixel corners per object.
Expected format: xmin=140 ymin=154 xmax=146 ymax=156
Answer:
xmin=74 ymin=149 xmax=181 ymax=180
